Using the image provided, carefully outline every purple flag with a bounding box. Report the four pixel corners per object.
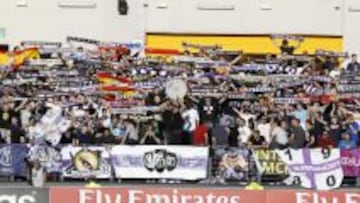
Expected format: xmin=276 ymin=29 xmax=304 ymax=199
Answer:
xmin=341 ymin=149 xmax=360 ymax=177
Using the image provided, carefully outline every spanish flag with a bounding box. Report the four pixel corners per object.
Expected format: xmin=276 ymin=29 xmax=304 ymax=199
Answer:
xmin=97 ymin=72 xmax=136 ymax=97
xmin=0 ymin=48 xmax=40 ymax=65
xmin=0 ymin=48 xmax=40 ymax=68
xmin=97 ymin=72 xmax=132 ymax=85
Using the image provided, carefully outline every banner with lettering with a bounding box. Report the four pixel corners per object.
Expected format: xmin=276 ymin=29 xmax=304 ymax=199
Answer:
xmin=277 ymin=148 xmax=343 ymax=191
xmin=0 ymin=144 xmax=28 ymax=177
xmin=213 ymin=147 xmax=251 ymax=181
xmin=61 ymin=146 xmax=112 ymax=179
xmin=49 ymin=187 xmax=360 ymax=203
xmin=253 ymin=149 xmax=288 ymax=176
xmin=341 ymin=149 xmax=360 ymax=177
xmin=110 ymin=145 xmax=209 ymax=180
xmin=27 ymin=144 xmax=62 ymax=173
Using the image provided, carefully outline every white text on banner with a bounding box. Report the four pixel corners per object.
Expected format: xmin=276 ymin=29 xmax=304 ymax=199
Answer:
xmin=110 ymin=145 xmax=209 ymax=180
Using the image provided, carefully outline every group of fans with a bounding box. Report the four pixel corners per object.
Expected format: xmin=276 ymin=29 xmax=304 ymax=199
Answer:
xmin=0 ymin=36 xmax=359 ymax=153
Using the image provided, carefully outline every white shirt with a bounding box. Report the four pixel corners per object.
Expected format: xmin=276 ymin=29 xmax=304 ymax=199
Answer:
xmin=237 ymin=126 xmax=252 ymax=144
xmin=126 ymin=123 xmax=139 ymax=141
xmin=181 ymin=108 xmax=200 ymax=132
xmin=40 ymin=103 xmax=62 ymax=125
xmin=258 ymin=123 xmax=271 ymax=143
xmin=102 ymin=117 xmax=112 ymax=128
xmin=271 ymin=126 xmax=288 ymax=145
xmin=329 ymin=70 xmax=341 ymax=78
xmin=31 ymin=167 xmax=45 ymax=187
xmin=27 ymin=126 xmax=44 ymax=140
xmin=20 ymin=109 xmax=31 ymax=128
xmin=72 ymin=107 xmax=86 ymax=117
xmin=343 ymin=58 xmax=351 ymax=70
xmin=239 ymin=113 xmax=256 ymax=127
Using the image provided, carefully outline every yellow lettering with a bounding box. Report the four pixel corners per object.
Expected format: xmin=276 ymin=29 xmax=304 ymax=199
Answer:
xmin=261 ymin=162 xmax=275 ymax=174
xmin=255 ymin=149 xmax=289 ymax=175
xmin=261 ymin=161 xmax=288 ymax=175
xmin=255 ymin=150 xmax=270 ymax=160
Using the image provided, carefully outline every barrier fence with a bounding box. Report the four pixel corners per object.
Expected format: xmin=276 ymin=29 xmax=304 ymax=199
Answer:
xmin=1 ymin=144 xmax=360 ymax=187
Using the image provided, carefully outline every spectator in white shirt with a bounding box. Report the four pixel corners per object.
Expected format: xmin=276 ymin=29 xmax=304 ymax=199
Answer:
xmin=257 ymin=117 xmax=271 ymax=144
xmin=237 ymin=118 xmax=252 ymax=146
xmin=233 ymin=107 xmax=256 ymax=128
xmin=270 ymin=120 xmax=288 ymax=149
xmin=20 ymin=103 xmax=33 ymax=128
xmin=181 ymin=101 xmax=200 ymax=145
xmin=122 ymin=120 xmax=139 ymax=144
xmin=31 ymin=160 xmax=46 ymax=187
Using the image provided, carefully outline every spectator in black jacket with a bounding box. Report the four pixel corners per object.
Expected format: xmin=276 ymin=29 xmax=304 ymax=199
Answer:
xmin=289 ymin=118 xmax=306 ymax=149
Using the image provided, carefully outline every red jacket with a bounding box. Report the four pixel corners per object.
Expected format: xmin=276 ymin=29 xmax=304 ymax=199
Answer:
xmin=193 ymin=124 xmax=208 ymax=146
xmin=317 ymin=135 xmax=335 ymax=148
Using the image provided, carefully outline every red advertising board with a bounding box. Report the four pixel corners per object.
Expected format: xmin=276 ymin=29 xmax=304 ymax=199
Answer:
xmin=50 ymin=187 xmax=360 ymax=203
xmin=267 ymin=190 xmax=360 ymax=203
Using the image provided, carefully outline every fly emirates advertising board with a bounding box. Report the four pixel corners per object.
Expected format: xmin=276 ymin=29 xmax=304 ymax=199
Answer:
xmin=49 ymin=187 xmax=360 ymax=203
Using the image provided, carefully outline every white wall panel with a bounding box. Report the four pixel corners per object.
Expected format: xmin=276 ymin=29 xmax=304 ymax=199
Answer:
xmin=145 ymin=0 xmax=343 ymax=36
xmin=343 ymin=0 xmax=360 ymax=54
xmin=2 ymin=0 xmax=360 ymax=53
xmin=0 ymin=0 xmax=145 ymax=45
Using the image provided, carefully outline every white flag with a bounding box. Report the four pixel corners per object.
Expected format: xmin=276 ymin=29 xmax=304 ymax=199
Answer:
xmin=276 ymin=148 xmax=343 ymax=190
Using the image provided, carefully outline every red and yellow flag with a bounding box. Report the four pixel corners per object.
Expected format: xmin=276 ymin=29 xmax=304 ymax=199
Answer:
xmin=97 ymin=72 xmax=136 ymax=97
xmin=0 ymin=48 xmax=40 ymax=68
xmin=97 ymin=72 xmax=132 ymax=85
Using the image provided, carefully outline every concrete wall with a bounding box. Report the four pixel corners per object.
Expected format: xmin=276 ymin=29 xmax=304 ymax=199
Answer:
xmin=145 ymin=0 xmax=360 ymax=53
xmin=144 ymin=0 xmax=343 ymax=36
xmin=343 ymin=0 xmax=360 ymax=54
xmin=0 ymin=0 xmax=145 ymax=45
xmin=0 ymin=0 xmax=360 ymax=54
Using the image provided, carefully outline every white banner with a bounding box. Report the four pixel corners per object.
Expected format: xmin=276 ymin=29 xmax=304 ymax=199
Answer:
xmin=110 ymin=145 xmax=209 ymax=180
xmin=61 ymin=146 xmax=112 ymax=179
xmin=277 ymin=148 xmax=343 ymax=191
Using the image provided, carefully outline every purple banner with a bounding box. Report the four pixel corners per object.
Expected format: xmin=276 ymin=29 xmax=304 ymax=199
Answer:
xmin=341 ymin=149 xmax=360 ymax=177
xmin=0 ymin=144 xmax=29 ymax=177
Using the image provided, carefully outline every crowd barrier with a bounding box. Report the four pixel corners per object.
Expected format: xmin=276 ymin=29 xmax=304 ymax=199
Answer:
xmin=3 ymin=187 xmax=360 ymax=203
xmin=1 ymin=144 xmax=360 ymax=187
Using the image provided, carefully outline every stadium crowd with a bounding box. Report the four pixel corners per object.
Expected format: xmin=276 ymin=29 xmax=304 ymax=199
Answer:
xmin=0 ymin=37 xmax=359 ymax=152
